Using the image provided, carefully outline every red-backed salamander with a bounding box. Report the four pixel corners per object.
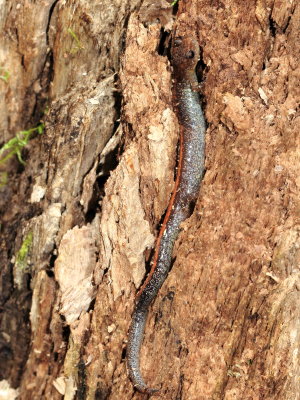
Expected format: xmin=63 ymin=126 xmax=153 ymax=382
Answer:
xmin=127 ymin=33 xmax=206 ymax=393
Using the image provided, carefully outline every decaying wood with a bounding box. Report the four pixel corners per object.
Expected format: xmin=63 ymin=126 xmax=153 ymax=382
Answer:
xmin=0 ymin=0 xmax=299 ymax=399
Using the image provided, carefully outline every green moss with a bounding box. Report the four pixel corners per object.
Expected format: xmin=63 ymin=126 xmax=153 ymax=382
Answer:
xmin=0 ymin=172 xmax=8 ymax=188
xmin=0 ymin=123 xmax=44 ymax=166
xmin=0 ymin=67 xmax=10 ymax=83
xmin=16 ymin=232 xmax=33 ymax=270
xmin=67 ymin=28 xmax=84 ymax=54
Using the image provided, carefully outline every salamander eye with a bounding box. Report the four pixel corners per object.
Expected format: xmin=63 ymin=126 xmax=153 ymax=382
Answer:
xmin=186 ymin=50 xmax=195 ymax=59
xmin=174 ymin=37 xmax=182 ymax=47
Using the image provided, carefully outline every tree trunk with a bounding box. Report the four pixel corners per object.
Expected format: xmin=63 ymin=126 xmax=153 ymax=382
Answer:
xmin=0 ymin=0 xmax=299 ymax=399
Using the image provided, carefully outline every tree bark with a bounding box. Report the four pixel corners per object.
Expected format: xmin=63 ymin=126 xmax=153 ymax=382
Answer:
xmin=0 ymin=0 xmax=299 ymax=399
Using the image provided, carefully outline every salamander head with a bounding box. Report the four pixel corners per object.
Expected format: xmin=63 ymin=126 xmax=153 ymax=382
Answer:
xmin=171 ymin=35 xmax=200 ymax=75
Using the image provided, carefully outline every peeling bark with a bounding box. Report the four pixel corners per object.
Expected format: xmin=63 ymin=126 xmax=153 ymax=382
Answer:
xmin=0 ymin=0 xmax=299 ymax=399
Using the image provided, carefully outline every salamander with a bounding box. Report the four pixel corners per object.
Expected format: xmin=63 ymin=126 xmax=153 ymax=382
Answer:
xmin=127 ymin=33 xmax=206 ymax=394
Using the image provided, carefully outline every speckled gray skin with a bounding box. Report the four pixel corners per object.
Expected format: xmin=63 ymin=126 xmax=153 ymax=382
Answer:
xmin=127 ymin=35 xmax=206 ymax=393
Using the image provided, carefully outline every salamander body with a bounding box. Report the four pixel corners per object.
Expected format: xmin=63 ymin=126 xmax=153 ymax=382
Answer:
xmin=127 ymin=34 xmax=206 ymax=393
